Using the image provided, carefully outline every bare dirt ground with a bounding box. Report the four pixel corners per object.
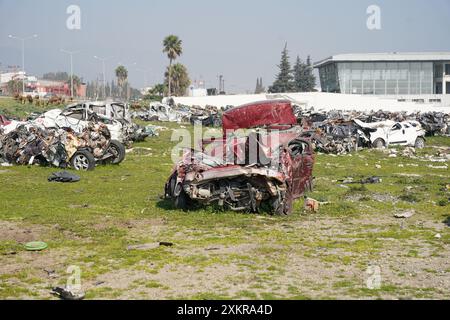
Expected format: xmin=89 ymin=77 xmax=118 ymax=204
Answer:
xmin=1 ymin=212 xmax=448 ymax=300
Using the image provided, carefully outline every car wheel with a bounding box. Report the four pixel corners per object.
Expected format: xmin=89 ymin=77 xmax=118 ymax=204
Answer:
xmin=70 ymin=150 xmax=96 ymax=171
xmin=372 ymin=138 xmax=385 ymax=149
xmin=414 ymin=137 xmax=425 ymax=149
xmin=174 ymin=190 xmax=191 ymax=211
xmin=107 ymin=140 xmax=126 ymax=164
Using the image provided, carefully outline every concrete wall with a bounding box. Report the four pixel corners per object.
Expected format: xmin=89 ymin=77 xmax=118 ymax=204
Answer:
xmin=173 ymin=92 xmax=450 ymax=113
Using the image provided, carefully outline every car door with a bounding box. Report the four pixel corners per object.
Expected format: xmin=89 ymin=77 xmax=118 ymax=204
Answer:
xmin=402 ymin=123 xmax=417 ymax=145
xmin=288 ymin=139 xmax=314 ymax=198
xmin=388 ymin=123 xmax=407 ymax=145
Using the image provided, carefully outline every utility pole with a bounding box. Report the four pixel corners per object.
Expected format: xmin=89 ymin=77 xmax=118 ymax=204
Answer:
xmin=8 ymin=34 xmax=38 ymax=95
xmin=61 ymin=49 xmax=79 ymax=99
xmin=218 ymin=74 xmax=223 ymax=94
xmin=133 ymin=63 xmax=151 ymax=89
xmin=94 ymin=55 xmax=111 ymax=99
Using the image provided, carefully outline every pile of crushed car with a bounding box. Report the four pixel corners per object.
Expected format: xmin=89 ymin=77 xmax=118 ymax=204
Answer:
xmin=0 ymin=101 xmax=149 ymax=170
xmin=133 ymin=101 xmax=223 ymax=127
xmin=296 ymin=108 xmax=449 ymax=154
xmin=134 ymin=99 xmax=449 ymax=155
xmin=133 ymin=99 xmax=449 ymax=155
xmin=164 ymin=99 xmax=450 ymax=214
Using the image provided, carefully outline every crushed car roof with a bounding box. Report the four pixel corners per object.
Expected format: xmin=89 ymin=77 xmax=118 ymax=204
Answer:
xmin=222 ymin=100 xmax=297 ymax=131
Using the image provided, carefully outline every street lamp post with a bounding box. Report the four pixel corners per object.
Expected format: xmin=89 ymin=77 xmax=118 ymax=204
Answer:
xmin=94 ymin=56 xmax=111 ymax=99
xmin=8 ymin=34 xmax=38 ymax=95
xmin=61 ymin=49 xmax=80 ymax=99
xmin=134 ymin=63 xmax=151 ymax=88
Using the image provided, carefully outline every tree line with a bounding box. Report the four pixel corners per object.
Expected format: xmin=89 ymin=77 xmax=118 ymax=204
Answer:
xmin=6 ymin=39 xmax=315 ymax=99
xmin=268 ymin=43 xmax=316 ymax=93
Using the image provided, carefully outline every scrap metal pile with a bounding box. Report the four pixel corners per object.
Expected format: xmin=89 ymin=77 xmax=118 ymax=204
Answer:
xmin=0 ymin=124 xmax=68 ymax=167
xmin=36 ymin=101 xmax=150 ymax=148
xmin=417 ymin=112 xmax=449 ymax=136
xmin=0 ymin=101 xmax=151 ymax=170
xmin=0 ymin=122 xmax=119 ymax=170
xmin=295 ymin=107 xmax=449 ymax=154
xmin=133 ymin=102 xmax=222 ymax=127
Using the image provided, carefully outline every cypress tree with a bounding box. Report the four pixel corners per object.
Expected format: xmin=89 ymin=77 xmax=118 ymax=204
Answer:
xmin=259 ymin=77 xmax=265 ymax=93
xmin=293 ymin=55 xmax=306 ymax=92
xmin=269 ymin=43 xmax=294 ymax=93
xmin=305 ymin=55 xmax=316 ymax=91
xmin=255 ymin=77 xmax=265 ymax=94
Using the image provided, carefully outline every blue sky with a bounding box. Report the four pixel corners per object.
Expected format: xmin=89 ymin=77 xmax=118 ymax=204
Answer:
xmin=1 ymin=0 xmax=449 ymax=93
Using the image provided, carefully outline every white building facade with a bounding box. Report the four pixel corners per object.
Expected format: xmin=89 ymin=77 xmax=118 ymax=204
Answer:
xmin=314 ymin=52 xmax=450 ymax=96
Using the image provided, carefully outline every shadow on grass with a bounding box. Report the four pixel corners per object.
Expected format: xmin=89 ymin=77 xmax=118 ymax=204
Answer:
xmin=156 ymin=198 xmax=178 ymax=211
xmin=156 ymin=197 xmax=279 ymax=217
xmin=156 ymin=198 xmax=203 ymax=212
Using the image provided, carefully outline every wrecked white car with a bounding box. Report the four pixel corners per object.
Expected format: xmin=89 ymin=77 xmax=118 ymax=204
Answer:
xmin=138 ymin=102 xmax=191 ymax=122
xmin=354 ymin=119 xmax=426 ymax=149
xmin=84 ymin=101 xmax=132 ymax=122
xmin=62 ymin=101 xmax=149 ymax=145
xmin=33 ymin=107 xmax=125 ymax=143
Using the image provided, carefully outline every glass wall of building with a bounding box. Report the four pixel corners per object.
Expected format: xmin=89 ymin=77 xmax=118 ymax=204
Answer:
xmin=318 ymin=63 xmax=339 ymax=93
xmin=319 ymin=61 xmax=434 ymax=95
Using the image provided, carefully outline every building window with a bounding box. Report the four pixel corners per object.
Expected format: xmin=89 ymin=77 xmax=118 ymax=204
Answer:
xmin=435 ymin=64 xmax=443 ymax=77
xmin=446 ymin=64 xmax=450 ymax=76
xmin=436 ymin=82 xmax=443 ymax=94
xmin=446 ymin=82 xmax=450 ymax=94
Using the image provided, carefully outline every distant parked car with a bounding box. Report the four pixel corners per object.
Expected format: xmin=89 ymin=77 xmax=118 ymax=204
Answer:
xmin=43 ymin=92 xmax=56 ymax=99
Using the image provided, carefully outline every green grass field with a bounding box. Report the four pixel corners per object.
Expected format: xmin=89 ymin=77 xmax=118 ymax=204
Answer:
xmin=0 ymin=99 xmax=449 ymax=299
xmin=0 ymin=96 xmax=66 ymax=118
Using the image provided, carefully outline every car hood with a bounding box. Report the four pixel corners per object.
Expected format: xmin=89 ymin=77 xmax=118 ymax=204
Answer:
xmin=222 ymin=100 xmax=297 ymax=133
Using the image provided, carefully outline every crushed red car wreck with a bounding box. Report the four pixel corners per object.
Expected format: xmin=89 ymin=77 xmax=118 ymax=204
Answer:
xmin=165 ymin=100 xmax=315 ymax=215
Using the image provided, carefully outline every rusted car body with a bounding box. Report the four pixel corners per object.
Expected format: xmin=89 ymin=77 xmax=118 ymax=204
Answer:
xmin=165 ymin=100 xmax=315 ymax=215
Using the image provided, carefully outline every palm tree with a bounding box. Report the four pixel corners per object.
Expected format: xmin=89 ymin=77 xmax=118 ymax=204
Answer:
xmin=149 ymin=83 xmax=166 ymax=97
xmin=115 ymin=65 xmax=128 ymax=100
xmin=164 ymin=63 xmax=190 ymax=97
xmin=163 ymin=35 xmax=183 ymax=97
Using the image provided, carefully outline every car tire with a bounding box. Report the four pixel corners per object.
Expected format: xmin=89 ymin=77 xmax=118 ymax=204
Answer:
xmin=414 ymin=137 xmax=425 ymax=149
xmin=108 ymin=140 xmax=126 ymax=164
xmin=174 ymin=190 xmax=191 ymax=211
xmin=70 ymin=150 xmax=96 ymax=171
xmin=372 ymin=138 xmax=385 ymax=149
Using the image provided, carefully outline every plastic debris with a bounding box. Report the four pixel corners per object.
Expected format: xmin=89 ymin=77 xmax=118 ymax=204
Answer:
xmin=24 ymin=241 xmax=48 ymax=251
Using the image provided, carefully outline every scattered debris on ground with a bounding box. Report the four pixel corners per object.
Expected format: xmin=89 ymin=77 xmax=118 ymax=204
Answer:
xmin=51 ymin=286 xmax=85 ymax=300
xmin=127 ymin=241 xmax=174 ymax=251
xmin=394 ymin=210 xmax=416 ymax=219
xmin=24 ymin=241 xmax=48 ymax=251
xmin=48 ymin=171 xmax=81 ymax=183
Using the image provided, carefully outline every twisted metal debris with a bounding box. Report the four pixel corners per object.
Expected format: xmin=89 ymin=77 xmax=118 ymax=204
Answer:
xmin=0 ymin=122 xmax=117 ymax=169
